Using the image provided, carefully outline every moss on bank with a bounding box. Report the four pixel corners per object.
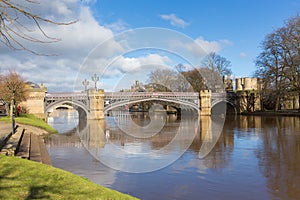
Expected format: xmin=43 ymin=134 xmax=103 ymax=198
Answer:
xmin=0 ymin=155 xmax=138 ymax=200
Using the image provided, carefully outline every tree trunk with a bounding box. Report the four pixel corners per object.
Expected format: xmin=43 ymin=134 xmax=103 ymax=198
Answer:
xmin=298 ymin=92 xmax=300 ymax=112
xmin=275 ymin=96 xmax=280 ymax=111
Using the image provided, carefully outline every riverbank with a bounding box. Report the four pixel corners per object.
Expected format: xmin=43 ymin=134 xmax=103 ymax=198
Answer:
xmin=241 ymin=109 xmax=300 ymax=116
xmin=0 ymin=155 xmax=137 ymax=200
xmin=0 ymin=114 xmax=57 ymax=133
xmin=0 ymin=117 xmax=138 ymax=200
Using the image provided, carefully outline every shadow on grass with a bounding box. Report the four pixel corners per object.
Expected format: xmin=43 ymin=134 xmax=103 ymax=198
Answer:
xmin=26 ymin=185 xmax=52 ymax=200
xmin=0 ymin=161 xmax=21 ymax=199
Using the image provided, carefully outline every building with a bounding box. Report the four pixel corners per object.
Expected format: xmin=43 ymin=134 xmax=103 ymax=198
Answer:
xmin=235 ymin=77 xmax=263 ymax=91
xmin=0 ymin=100 xmax=6 ymax=116
xmin=19 ymin=82 xmax=47 ymax=118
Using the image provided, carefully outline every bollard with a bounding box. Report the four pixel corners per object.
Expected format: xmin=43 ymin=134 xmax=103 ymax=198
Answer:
xmin=12 ymin=114 xmax=15 ymax=134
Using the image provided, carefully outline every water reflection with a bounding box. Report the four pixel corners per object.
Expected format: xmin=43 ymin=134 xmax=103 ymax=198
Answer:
xmin=48 ymin=109 xmax=79 ymax=134
xmin=76 ymin=112 xmax=204 ymax=173
xmin=256 ymin=116 xmax=300 ymax=200
xmin=46 ymin=111 xmax=300 ymax=200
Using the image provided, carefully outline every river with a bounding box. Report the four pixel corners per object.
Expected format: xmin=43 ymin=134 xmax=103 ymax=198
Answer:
xmin=45 ymin=109 xmax=300 ymax=200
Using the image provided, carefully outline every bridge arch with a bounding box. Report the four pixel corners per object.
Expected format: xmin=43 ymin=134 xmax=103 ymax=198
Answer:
xmin=104 ymin=97 xmax=199 ymax=113
xmin=45 ymin=99 xmax=89 ymax=117
xmin=211 ymin=100 xmax=237 ymax=114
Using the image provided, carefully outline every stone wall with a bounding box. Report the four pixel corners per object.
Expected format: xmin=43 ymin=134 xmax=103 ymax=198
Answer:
xmin=281 ymin=93 xmax=299 ymax=110
xmin=20 ymin=84 xmax=47 ymax=119
xmin=235 ymin=77 xmax=262 ymax=113
xmin=20 ymin=90 xmax=46 ymax=118
xmin=236 ymin=91 xmax=261 ymax=113
xmin=199 ymin=90 xmax=211 ymax=116
xmin=235 ymin=77 xmax=263 ymax=91
xmin=88 ymin=89 xmax=104 ymax=120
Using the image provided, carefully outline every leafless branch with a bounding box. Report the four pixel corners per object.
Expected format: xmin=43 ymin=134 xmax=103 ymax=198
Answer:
xmin=0 ymin=0 xmax=77 ymax=55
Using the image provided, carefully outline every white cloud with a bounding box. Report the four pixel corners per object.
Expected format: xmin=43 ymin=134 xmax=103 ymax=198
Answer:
xmin=159 ymin=14 xmax=189 ymax=28
xmin=0 ymin=2 xmax=231 ymax=93
xmin=109 ymin=54 xmax=171 ymax=75
xmin=0 ymin=1 xmax=124 ymax=92
xmin=105 ymin=19 xmax=129 ymax=33
xmin=240 ymin=52 xmax=247 ymax=57
xmin=194 ymin=37 xmax=232 ymax=53
xmin=170 ymin=36 xmax=232 ymax=58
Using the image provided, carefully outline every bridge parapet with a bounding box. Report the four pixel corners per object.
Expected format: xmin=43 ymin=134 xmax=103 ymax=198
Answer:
xmin=44 ymin=92 xmax=89 ymax=117
xmin=45 ymin=92 xmax=88 ymax=105
xmin=42 ymin=91 xmax=242 ymax=118
xmin=104 ymin=92 xmax=200 ymax=113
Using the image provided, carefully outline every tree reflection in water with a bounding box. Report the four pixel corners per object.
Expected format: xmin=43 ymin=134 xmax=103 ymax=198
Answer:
xmin=46 ymin=110 xmax=300 ymax=200
xmin=256 ymin=116 xmax=300 ymax=200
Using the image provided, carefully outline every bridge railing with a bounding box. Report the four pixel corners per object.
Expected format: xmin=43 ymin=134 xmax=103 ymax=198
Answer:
xmin=104 ymin=92 xmax=199 ymax=98
xmin=45 ymin=92 xmax=88 ymax=100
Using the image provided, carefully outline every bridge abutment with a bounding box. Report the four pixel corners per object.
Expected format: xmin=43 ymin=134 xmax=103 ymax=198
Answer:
xmin=199 ymin=90 xmax=211 ymax=116
xmin=20 ymin=86 xmax=47 ymax=119
xmin=88 ymin=89 xmax=104 ymax=120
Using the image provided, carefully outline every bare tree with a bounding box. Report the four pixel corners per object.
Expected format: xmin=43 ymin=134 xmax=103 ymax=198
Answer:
xmin=0 ymin=70 xmax=28 ymax=116
xmin=255 ymin=15 xmax=300 ymax=111
xmin=147 ymin=68 xmax=178 ymax=92
xmin=0 ymin=0 xmax=76 ymax=54
xmin=202 ymin=52 xmax=232 ymax=76
xmin=181 ymin=68 xmax=205 ymax=92
xmin=200 ymin=53 xmax=232 ymax=92
xmin=255 ymin=31 xmax=288 ymax=111
xmin=282 ymin=16 xmax=300 ymax=111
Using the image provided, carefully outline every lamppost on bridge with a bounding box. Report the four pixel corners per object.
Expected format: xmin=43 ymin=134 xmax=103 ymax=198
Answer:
xmin=203 ymin=78 xmax=208 ymax=90
xmin=82 ymin=79 xmax=89 ymax=92
xmin=91 ymin=73 xmax=99 ymax=90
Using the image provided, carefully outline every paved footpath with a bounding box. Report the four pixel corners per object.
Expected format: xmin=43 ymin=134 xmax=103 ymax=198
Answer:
xmin=0 ymin=121 xmax=52 ymax=165
xmin=0 ymin=121 xmax=13 ymax=143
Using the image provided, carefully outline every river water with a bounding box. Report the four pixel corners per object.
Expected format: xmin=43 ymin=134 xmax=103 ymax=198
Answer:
xmin=45 ymin=110 xmax=300 ymax=200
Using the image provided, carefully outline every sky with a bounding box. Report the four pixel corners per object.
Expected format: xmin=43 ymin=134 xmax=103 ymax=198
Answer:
xmin=0 ymin=0 xmax=300 ymax=92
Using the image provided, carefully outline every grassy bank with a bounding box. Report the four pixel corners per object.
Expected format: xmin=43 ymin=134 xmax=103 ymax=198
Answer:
xmin=241 ymin=110 xmax=300 ymax=116
xmin=0 ymin=155 xmax=138 ymax=200
xmin=0 ymin=114 xmax=57 ymax=133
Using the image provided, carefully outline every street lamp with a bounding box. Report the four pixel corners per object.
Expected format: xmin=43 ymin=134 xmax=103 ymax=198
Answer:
xmin=91 ymin=73 xmax=99 ymax=90
xmin=10 ymin=92 xmax=15 ymax=134
xmin=82 ymin=79 xmax=89 ymax=91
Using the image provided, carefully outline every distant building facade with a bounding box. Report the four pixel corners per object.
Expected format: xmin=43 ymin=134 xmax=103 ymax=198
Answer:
xmin=234 ymin=77 xmax=262 ymax=113
xmin=0 ymin=100 xmax=6 ymax=115
xmin=235 ymin=77 xmax=263 ymax=91
xmin=19 ymin=82 xmax=47 ymax=118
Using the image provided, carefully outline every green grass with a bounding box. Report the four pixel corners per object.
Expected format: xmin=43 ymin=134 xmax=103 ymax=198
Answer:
xmin=0 ymin=114 xmax=57 ymax=133
xmin=0 ymin=155 xmax=138 ymax=200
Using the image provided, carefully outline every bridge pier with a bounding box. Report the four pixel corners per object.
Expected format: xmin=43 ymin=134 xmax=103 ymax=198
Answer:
xmin=199 ymin=90 xmax=211 ymax=116
xmin=87 ymin=89 xmax=104 ymax=120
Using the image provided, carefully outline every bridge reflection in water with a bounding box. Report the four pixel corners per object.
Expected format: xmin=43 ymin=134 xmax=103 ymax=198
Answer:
xmin=46 ymin=110 xmax=300 ymax=199
xmin=46 ymin=110 xmax=226 ymax=171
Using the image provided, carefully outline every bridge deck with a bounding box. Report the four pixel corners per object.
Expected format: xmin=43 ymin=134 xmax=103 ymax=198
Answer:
xmin=44 ymin=91 xmax=234 ymax=115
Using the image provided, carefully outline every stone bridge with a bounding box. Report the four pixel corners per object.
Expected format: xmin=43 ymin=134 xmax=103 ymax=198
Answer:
xmin=44 ymin=90 xmax=239 ymax=119
xmin=103 ymin=92 xmax=201 ymax=112
xmin=23 ymin=89 xmax=240 ymax=120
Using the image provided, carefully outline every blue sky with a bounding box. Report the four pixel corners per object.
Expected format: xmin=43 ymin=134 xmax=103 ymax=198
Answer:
xmin=93 ymin=0 xmax=300 ymax=77
xmin=0 ymin=0 xmax=299 ymax=91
